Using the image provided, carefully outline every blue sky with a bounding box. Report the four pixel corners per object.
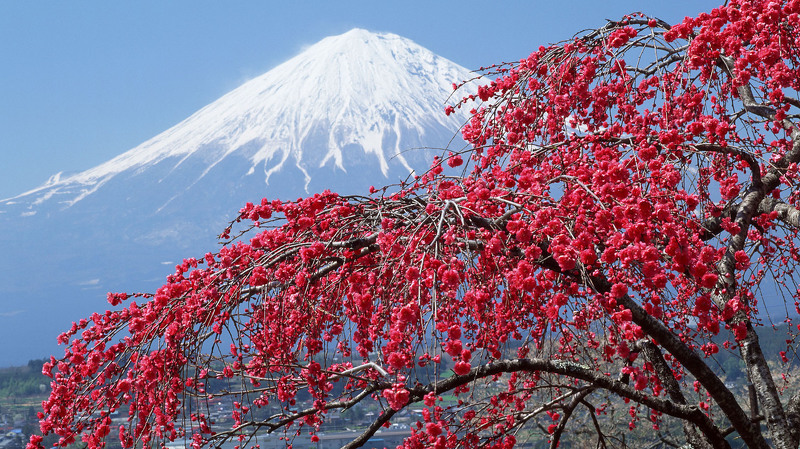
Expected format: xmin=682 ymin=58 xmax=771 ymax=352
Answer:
xmin=0 ymin=1 xmax=722 ymax=200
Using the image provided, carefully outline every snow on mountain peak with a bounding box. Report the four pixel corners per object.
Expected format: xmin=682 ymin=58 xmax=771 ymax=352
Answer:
xmin=11 ymin=28 xmax=477 ymax=206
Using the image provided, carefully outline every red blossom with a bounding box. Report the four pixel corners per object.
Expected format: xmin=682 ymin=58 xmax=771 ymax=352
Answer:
xmin=31 ymin=3 xmax=800 ymax=449
xmin=453 ymin=361 xmax=472 ymax=376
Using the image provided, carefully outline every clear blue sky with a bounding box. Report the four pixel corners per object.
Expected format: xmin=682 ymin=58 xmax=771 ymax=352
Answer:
xmin=0 ymin=1 xmax=722 ymax=200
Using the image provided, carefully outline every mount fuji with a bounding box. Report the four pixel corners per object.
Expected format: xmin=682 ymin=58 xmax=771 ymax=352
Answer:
xmin=0 ymin=29 xmax=479 ymax=366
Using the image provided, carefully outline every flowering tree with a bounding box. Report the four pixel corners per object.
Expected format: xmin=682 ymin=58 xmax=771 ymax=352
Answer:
xmin=30 ymin=1 xmax=800 ymax=448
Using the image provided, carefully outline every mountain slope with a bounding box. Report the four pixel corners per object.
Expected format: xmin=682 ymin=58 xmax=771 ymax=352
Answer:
xmin=0 ymin=29 xmax=478 ymax=366
xmin=6 ymin=28 xmax=471 ymax=209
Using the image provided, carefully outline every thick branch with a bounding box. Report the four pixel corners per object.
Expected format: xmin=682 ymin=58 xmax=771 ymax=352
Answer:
xmin=759 ymin=197 xmax=800 ymax=229
xmin=710 ymin=122 xmax=800 ymax=449
xmin=218 ymin=356 xmax=724 ymax=449
xmin=549 ymin=387 xmax=596 ymax=449
xmin=329 ymin=232 xmax=379 ymax=249
xmin=206 ymin=381 xmax=389 ymax=447
xmin=786 ymin=392 xmax=800 ymax=448
xmin=342 ymin=408 xmax=398 ymax=449
xmin=409 ymin=358 xmax=719 ymax=443
xmin=717 ymin=56 xmax=777 ymax=120
xmin=699 ymin=202 xmax=740 ymax=242
xmin=692 ymin=143 xmax=762 ymax=188
xmin=505 ymin=236 xmax=762 ymax=448
xmin=601 ymin=289 xmax=766 ymax=448
xmin=638 ymin=340 xmax=728 ymax=449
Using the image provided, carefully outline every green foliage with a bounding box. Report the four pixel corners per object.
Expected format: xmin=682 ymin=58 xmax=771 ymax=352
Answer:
xmin=0 ymin=359 xmax=49 ymax=399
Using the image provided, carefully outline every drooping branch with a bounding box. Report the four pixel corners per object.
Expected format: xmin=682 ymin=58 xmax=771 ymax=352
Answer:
xmin=548 ymin=387 xmax=596 ymax=449
xmin=206 ymin=381 xmax=389 ymax=447
xmin=446 ymin=201 xmax=770 ymax=448
xmin=637 ymin=340 xmax=726 ymax=449
xmin=203 ymin=355 xmax=725 ymax=449
xmin=420 ymin=358 xmax=723 ymax=444
xmin=691 ymin=143 xmax=763 ymax=189
xmin=478 ymin=226 xmax=764 ymax=449
xmin=587 ymin=280 xmax=767 ymax=449
xmin=358 ymin=357 xmax=722 ymax=447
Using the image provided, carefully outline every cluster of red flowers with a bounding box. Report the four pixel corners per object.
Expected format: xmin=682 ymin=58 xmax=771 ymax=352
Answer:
xmin=29 ymin=1 xmax=800 ymax=448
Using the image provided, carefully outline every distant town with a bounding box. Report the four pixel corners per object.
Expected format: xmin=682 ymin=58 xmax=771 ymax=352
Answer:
xmin=3 ymin=324 xmax=797 ymax=449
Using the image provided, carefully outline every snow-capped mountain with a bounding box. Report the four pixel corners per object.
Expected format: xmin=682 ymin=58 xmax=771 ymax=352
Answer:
xmin=0 ymin=29 xmax=478 ymax=366
xmin=6 ymin=28 xmax=471 ymax=209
